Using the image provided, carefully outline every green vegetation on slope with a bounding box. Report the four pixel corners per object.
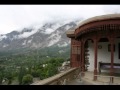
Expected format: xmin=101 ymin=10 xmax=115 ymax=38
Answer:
xmin=0 ymin=45 xmax=70 ymax=85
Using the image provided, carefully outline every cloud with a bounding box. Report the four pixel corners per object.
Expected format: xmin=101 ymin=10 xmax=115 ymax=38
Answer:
xmin=103 ymin=5 xmax=120 ymax=14
xmin=18 ymin=29 xmax=38 ymax=38
xmin=0 ymin=5 xmax=119 ymax=34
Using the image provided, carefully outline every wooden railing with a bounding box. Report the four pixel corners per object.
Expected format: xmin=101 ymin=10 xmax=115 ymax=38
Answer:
xmin=31 ymin=67 xmax=80 ymax=85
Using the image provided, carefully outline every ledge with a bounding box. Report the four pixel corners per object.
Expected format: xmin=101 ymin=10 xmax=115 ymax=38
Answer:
xmin=31 ymin=67 xmax=78 ymax=85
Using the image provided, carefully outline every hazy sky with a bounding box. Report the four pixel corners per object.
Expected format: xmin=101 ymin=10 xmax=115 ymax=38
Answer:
xmin=0 ymin=5 xmax=120 ymax=34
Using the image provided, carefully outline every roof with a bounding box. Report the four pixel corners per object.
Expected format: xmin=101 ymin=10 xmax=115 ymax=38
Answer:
xmin=66 ymin=30 xmax=75 ymax=38
xmin=75 ymin=13 xmax=120 ymax=29
xmin=66 ymin=14 xmax=120 ymax=38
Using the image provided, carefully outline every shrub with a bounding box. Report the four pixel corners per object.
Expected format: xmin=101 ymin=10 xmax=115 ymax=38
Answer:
xmin=22 ymin=74 xmax=33 ymax=85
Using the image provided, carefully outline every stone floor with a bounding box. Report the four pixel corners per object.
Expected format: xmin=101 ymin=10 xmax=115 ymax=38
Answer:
xmin=67 ymin=71 xmax=120 ymax=85
xmin=67 ymin=79 xmax=93 ymax=85
xmin=81 ymin=71 xmax=120 ymax=85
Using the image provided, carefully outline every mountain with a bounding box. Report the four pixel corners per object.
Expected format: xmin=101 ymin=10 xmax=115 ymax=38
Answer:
xmin=0 ymin=19 xmax=82 ymax=54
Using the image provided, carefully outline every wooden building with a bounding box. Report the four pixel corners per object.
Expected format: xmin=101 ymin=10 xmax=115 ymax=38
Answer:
xmin=66 ymin=14 xmax=120 ymax=82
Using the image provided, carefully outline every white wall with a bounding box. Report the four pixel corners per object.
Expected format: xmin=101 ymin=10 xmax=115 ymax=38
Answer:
xmin=87 ymin=38 xmax=120 ymax=72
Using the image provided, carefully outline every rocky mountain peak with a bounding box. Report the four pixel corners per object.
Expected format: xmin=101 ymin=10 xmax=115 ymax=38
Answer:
xmin=0 ymin=19 xmax=82 ymax=53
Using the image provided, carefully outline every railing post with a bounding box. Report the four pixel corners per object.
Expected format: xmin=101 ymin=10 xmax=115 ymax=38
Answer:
xmin=109 ymin=76 xmax=114 ymax=85
xmin=78 ymin=67 xmax=82 ymax=81
xmin=62 ymin=79 xmax=66 ymax=85
xmin=79 ymin=72 xmax=82 ymax=81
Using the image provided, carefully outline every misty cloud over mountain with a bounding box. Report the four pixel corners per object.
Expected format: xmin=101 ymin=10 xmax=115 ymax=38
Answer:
xmin=0 ymin=5 xmax=120 ymax=34
xmin=0 ymin=19 xmax=81 ymax=52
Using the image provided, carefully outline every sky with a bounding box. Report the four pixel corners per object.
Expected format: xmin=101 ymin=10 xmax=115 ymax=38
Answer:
xmin=0 ymin=5 xmax=120 ymax=34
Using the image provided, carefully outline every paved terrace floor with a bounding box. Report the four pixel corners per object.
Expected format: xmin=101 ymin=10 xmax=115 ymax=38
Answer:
xmin=67 ymin=71 xmax=120 ymax=85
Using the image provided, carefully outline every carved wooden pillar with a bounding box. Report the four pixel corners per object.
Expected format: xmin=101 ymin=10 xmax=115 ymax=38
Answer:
xmin=75 ymin=40 xmax=79 ymax=67
xmin=93 ymin=38 xmax=98 ymax=81
xmin=80 ymin=40 xmax=82 ymax=70
xmin=110 ymin=37 xmax=115 ymax=83
xmin=81 ymin=39 xmax=85 ymax=76
xmin=77 ymin=40 xmax=80 ymax=67
xmin=70 ymin=38 xmax=72 ymax=67
xmin=77 ymin=45 xmax=79 ymax=67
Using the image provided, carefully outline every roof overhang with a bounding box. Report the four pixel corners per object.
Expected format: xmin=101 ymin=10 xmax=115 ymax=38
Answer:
xmin=75 ymin=14 xmax=120 ymax=29
xmin=75 ymin=14 xmax=120 ymax=38
xmin=66 ymin=30 xmax=75 ymax=38
xmin=66 ymin=14 xmax=120 ymax=39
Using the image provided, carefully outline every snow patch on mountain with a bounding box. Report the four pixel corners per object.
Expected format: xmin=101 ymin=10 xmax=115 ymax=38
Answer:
xmin=0 ymin=35 xmax=7 ymax=41
xmin=47 ymin=31 xmax=61 ymax=47
xmin=18 ymin=29 xmax=38 ymax=38
xmin=3 ymin=44 xmax=8 ymax=48
xmin=22 ymin=40 xmax=26 ymax=45
xmin=40 ymin=23 xmax=63 ymax=34
xmin=9 ymin=35 xmax=19 ymax=41
xmin=44 ymin=23 xmax=63 ymax=34
xmin=48 ymin=36 xmax=61 ymax=47
xmin=44 ymin=28 xmax=54 ymax=34
xmin=27 ymin=39 xmax=32 ymax=44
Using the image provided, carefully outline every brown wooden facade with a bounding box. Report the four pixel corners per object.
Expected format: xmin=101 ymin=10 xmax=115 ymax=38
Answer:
xmin=66 ymin=14 xmax=120 ymax=82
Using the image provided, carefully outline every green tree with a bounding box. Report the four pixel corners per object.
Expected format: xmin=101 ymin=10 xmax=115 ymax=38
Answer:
xmin=22 ymin=74 xmax=33 ymax=85
xmin=7 ymin=72 xmax=13 ymax=85
xmin=0 ymin=73 xmax=3 ymax=84
xmin=31 ymin=69 xmax=39 ymax=77
xmin=18 ymin=66 xmax=26 ymax=85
